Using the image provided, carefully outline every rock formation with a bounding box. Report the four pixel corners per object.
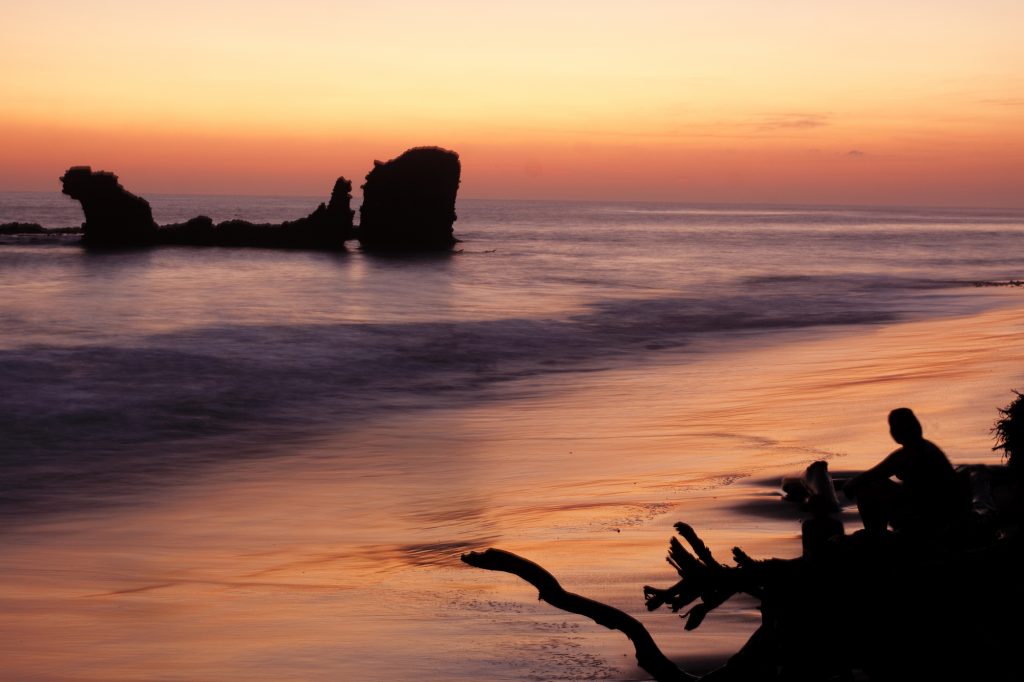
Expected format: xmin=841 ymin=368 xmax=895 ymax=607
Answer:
xmin=0 ymin=222 xmax=46 ymax=234
xmin=358 ymin=147 xmax=461 ymax=251
xmin=55 ymin=146 xmax=462 ymax=251
xmin=60 ymin=167 xmax=158 ymax=246
xmin=59 ymin=169 xmax=355 ymax=249
xmin=160 ymin=177 xmax=355 ymax=249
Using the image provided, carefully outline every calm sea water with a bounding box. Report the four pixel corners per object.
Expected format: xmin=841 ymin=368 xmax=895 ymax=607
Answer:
xmin=1 ymin=193 xmax=1023 ymax=680
xmin=2 ymin=194 xmax=1022 ymax=513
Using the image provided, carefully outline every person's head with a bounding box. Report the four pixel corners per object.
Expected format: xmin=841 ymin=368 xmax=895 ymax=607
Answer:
xmin=889 ymin=407 xmax=923 ymax=444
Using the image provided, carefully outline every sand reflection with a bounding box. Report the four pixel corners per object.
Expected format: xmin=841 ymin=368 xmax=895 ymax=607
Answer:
xmin=2 ymin=303 xmax=1023 ymax=679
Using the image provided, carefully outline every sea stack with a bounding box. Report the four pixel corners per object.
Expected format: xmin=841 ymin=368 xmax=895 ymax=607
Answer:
xmin=195 ymin=175 xmax=355 ymax=249
xmin=358 ymin=147 xmax=461 ymax=251
xmin=60 ymin=167 xmax=157 ymax=246
xmin=288 ymin=176 xmax=356 ymax=248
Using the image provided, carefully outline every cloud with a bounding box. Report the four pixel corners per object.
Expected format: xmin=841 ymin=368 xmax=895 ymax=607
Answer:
xmin=979 ymin=98 xmax=1024 ymax=107
xmin=846 ymin=150 xmax=865 ymax=158
xmin=758 ymin=113 xmax=830 ymax=131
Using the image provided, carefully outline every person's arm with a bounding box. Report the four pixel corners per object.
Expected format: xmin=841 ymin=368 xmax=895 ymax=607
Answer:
xmin=843 ymin=449 xmax=904 ymax=499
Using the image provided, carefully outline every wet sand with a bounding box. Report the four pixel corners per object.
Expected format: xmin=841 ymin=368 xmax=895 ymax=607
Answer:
xmin=2 ymin=298 xmax=1022 ymax=680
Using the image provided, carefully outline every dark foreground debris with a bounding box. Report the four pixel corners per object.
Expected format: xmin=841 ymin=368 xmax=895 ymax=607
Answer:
xmin=464 ymin=404 xmax=1024 ymax=682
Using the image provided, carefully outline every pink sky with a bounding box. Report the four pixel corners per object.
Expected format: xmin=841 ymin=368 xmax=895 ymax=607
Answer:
xmin=2 ymin=1 xmax=1022 ymax=206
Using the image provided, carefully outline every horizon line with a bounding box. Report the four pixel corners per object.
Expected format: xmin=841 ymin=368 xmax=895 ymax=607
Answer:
xmin=3 ymin=188 xmax=1022 ymax=214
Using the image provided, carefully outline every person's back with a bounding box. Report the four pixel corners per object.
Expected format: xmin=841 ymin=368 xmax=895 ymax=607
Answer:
xmin=889 ymin=437 xmax=965 ymax=530
xmin=844 ymin=408 xmax=966 ymax=533
xmin=891 ymin=437 xmax=961 ymax=513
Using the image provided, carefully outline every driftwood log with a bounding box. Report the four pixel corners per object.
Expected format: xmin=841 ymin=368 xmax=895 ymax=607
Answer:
xmin=463 ymin=501 xmax=1022 ymax=681
xmin=462 ymin=548 xmax=696 ymax=682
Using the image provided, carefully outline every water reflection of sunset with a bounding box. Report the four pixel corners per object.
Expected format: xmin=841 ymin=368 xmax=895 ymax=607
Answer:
xmin=2 ymin=304 xmax=1021 ymax=679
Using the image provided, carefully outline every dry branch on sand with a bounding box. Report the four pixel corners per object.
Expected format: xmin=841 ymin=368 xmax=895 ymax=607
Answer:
xmin=464 ymin=510 xmax=1022 ymax=681
xmin=463 ymin=393 xmax=1024 ymax=682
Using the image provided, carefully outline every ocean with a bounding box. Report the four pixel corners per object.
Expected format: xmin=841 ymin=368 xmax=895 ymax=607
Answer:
xmin=1 ymin=192 xmax=1023 ymax=680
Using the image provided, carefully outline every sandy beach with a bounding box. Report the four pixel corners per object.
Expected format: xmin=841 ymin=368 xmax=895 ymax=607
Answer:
xmin=2 ymin=293 xmax=1021 ymax=680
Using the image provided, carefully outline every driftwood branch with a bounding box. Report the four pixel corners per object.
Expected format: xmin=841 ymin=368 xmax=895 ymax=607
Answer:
xmin=461 ymin=548 xmax=697 ymax=682
xmin=643 ymin=524 xmax=748 ymax=630
xmin=461 ymin=458 xmax=1022 ymax=681
xmin=674 ymin=523 xmax=725 ymax=571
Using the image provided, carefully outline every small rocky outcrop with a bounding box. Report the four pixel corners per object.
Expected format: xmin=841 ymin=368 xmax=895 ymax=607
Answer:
xmin=160 ymin=177 xmax=355 ymax=249
xmin=0 ymin=222 xmax=46 ymax=234
xmin=358 ymin=147 xmax=461 ymax=251
xmin=56 ymin=147 xmax=464 ymax=252
xmin=157 ymin=215 xmax=218 ymax=245
xmin=60 ymin=167 xmax=158 ymax=246
xmin=59 ymin=168 xmax=355 ymax=249
xmin=286 ymin=176 xmax=356 ymax=248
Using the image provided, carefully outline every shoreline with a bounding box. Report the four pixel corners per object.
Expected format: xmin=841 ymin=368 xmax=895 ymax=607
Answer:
xmin=2 ymin=300 xmax=1022 ymax=679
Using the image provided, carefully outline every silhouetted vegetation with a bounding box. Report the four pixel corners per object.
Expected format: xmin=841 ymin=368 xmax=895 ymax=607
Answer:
xmin=993 ymin=391 xmax=1024 ymax=470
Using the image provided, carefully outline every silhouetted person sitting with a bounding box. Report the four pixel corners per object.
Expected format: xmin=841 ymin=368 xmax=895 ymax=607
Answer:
xmin=843 ymin=408 xmax=966 ymax=534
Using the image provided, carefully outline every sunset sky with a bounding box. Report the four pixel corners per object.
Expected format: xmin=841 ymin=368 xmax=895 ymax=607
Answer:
xmin=2 ymin=1 xmax=1022 ymax=206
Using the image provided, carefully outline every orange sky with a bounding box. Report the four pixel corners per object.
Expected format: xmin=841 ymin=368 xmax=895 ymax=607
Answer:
xmin=2 ymin=1 xmax=1022 ymax=206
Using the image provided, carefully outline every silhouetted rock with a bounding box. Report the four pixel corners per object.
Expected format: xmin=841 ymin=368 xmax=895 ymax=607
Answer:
xmin=158 ymin=177 xmax=355 ymax=249
xmin=59 ymin=168 xmax=355 ymax=249
xmin=276 ymin=176 xmax=356 ymax=249
xmin=0 ymin=222 xmax=46 ymax=234
xmin=358 ymin=147 xmax=461 ymax=251
xmin=60 ymin=167 xmax=157 ymax=247
xmin=159 ymin=216 xmax=218 ymax=245
xmin=161 ymin=177 xmax=355 ymax=248
xmin=153 ymin=177 xmax=354 ymax=249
